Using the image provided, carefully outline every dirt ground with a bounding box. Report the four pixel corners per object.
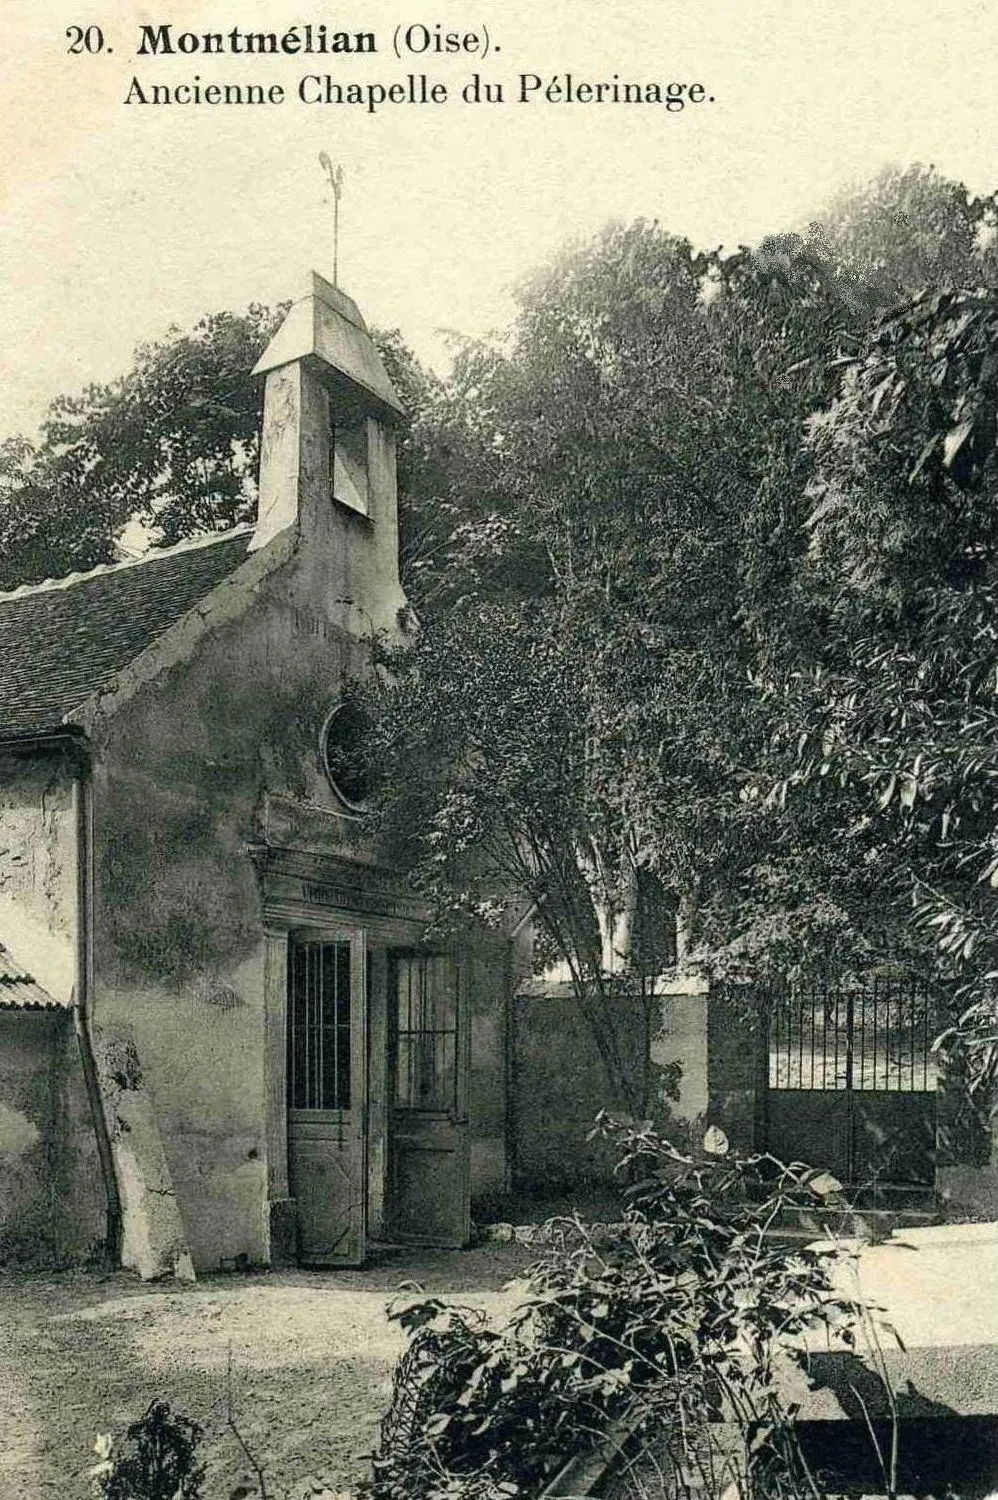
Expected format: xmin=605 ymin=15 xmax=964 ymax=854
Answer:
xmin=0 ymin=1243 xmax=537 ymax=1500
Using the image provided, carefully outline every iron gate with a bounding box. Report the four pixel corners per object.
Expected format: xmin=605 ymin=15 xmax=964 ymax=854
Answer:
xmin=764 ymin=974 xmax=938 ymax=1189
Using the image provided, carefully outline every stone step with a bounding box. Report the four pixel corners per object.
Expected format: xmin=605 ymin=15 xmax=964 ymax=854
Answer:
xmin=767 ymin=1204 xmax=940 ymax=1244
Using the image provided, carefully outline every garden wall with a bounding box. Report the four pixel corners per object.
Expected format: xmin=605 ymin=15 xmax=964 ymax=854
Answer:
xmin=510 ymin=978 xmax=713 ymax=1196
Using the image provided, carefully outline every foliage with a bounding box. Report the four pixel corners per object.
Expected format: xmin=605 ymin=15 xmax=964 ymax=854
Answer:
xmin=815 ymin=164 xmax=998 ymax=311
xmin=683 ymin=170 xmax=998 ymax=984
xmin=371 ymin=1119 xmax=857 ymax=1500
xmin=368 ymin=182 xmax=989 ymax=1101
xmin=0 ymin=306 xmax=432 ymax=592
xmin=757 ymin=286 xmax=998 ymax=1086
xmin=90 ymin=1400 xmax=205 ymax=1500
xmin=0 ymin=306 xmax=283 ymax=588
xmin=367 ymin=220 xmax=809 ymax=1109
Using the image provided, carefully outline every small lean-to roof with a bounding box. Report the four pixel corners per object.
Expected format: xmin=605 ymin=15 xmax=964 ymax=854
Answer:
xmin=0 ymin=944 xmax=68 ymax=1010
xmin=0 ymin=527 xmax=254 ymax=737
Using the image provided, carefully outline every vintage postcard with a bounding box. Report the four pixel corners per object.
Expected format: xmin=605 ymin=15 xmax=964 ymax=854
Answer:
xmin=0 ymin=2 xmax=996 ymax=1497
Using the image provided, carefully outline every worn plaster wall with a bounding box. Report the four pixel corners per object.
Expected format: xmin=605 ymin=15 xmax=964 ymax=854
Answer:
xmin=0 ymin=750 xmax=76 ymax=1002
xmin=707 ymin=984 xmax=765 ymax=1153
xmin=0 ymin=750 xmax=104 ymax=1263
xmin=0 ymin=1013 xmax=58 ymax=1259
xmin=510 ymin=988 xmax=646 ymax=1194
xmin=253 ymin=356 xmax=407 ymax=636
xmin=0 ymin=1012 xmax=105 ymax=1261
xmin=91 ymin=548 xmax=375 ymax=1271
xmin=51 ymin=1012 xmax=107 ymax=1260
xmin=466 ymin=938 xmax=510 ymax=1211
xmin=511 ymin=981 xmax=714 ymax=1197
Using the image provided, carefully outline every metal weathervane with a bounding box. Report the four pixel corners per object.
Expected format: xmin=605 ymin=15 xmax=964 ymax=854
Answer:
xmin=319 ymin=152 xmax=344 ymax=286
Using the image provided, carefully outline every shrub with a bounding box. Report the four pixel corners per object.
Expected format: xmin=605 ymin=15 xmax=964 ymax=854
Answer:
xmin=90 ymin=1400 xmax=206 ymax=1500
xmin=371 ymin=1117 xmax=857 ymax=1500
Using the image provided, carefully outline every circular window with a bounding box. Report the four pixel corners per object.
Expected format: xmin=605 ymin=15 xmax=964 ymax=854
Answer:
xmin=320 ymin=698 xmax=374 ymax=813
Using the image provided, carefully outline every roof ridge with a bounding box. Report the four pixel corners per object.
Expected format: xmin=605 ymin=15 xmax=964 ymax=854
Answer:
xmin=0 ymin=524 xmax=255 ymax=604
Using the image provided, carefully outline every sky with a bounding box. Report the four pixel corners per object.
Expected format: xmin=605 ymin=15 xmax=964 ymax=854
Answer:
xmin=2 ymin=0 xmax=998 ymax=438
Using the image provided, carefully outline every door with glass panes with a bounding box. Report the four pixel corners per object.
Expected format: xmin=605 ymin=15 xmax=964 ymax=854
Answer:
xmin=388 ymin=950 xmax=471 ymax=1247
xmin=286 ymin=931 xmax=367 ymax=1266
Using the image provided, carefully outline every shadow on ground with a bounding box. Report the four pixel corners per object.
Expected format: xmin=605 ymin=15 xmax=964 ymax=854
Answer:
xmin=0 ymin=1241 xmax=536 ymax=1500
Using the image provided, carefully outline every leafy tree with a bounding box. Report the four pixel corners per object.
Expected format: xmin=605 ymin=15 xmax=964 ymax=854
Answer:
xmin=369 ymin=171 xmax=998 ymax=1113
xmin=0 ymin=306 xmax=286 ymax=588
xmin=678 ymin=167 xmax=998 ymax=989
xmin=0 ymin=305 xmax=432 ymax=591
xmin=367 ymin=221 xmax=818 ymax=1113
xmin=762 ymin=286 xmax=998 ymax=1089
xmin=815 ymin=163 xmax=998 ymax=311
xmin=0 ymin=435 xmax=70 ymax=588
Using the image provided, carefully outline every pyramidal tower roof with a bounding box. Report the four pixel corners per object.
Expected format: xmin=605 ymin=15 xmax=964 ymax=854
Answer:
xmin=252 ymin=271 xmax=404 ymax=420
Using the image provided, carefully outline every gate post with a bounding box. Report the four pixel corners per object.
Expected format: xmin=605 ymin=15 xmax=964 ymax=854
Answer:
xmin=845 ymin=987 xmax=856 ymax=1183
xmin=707 ymin=982 xmax=764 ymax=1152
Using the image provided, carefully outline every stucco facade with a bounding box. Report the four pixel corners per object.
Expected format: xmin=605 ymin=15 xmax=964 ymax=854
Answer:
xmin=8 ymin=270 xmax=994 ymax=1274
xmin=0 ymin=273 xmax=509 ymax=1274
xmin=0 ymin=746 xmax=105 ymax=1262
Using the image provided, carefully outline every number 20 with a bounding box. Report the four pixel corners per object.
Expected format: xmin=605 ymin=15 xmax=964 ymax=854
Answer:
xmin=66 ymin=25 xmax=106 ymax=54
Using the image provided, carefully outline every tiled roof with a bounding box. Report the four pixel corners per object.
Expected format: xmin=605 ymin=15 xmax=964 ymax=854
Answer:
xmin=0 ymin=945 xmax=68 ymax=1010
xmin=0 ymin=528 xmax=254 ymax=737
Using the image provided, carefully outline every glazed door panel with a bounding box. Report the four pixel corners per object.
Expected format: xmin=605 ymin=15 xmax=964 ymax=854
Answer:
xmin=388 ymin=951 xmax=470 ymax=1247
xmin=287 ymin=933 xmax=367 ymax=1265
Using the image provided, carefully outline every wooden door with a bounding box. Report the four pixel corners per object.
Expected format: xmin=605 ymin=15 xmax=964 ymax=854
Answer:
xmin=388 ymin=950 xmax=470 ymax=1248
xmin=287 ymin=932 xmax=367 ymax=1266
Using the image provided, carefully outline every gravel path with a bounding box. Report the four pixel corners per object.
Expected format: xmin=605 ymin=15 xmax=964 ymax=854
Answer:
xmin=0 ymin=1244 xmax=535 ymax=1500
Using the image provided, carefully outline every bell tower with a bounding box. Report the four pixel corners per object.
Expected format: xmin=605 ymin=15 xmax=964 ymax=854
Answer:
xmin=249 ymin=272 xmax=408 ymax=635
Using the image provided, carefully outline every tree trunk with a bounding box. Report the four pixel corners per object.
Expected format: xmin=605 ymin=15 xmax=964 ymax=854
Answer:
xmin=676 ymin=884 xmax=699 ymax=972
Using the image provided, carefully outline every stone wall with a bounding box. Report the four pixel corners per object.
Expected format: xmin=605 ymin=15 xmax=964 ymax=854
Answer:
xmin=510 ymin=987 xmax=629 ymax=1193
xmin=89 ymin=557 xmax=366 ymax=1270
xmin=510 ymin=979 xmax=713 ymax=1195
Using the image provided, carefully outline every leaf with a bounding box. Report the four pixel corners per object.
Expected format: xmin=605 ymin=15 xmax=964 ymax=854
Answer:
xmin=909 ymin=432 xmax=939 ymax=482
xmin=875 ymin=774 xmax=897 ymax=811
xmin=870 ymin=374 xmax=897 ymax=417
xmin=942 ymin=416 xmax=975 ymax=471
xmin=703 ymin=1125 xmax=730 ymax=1156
